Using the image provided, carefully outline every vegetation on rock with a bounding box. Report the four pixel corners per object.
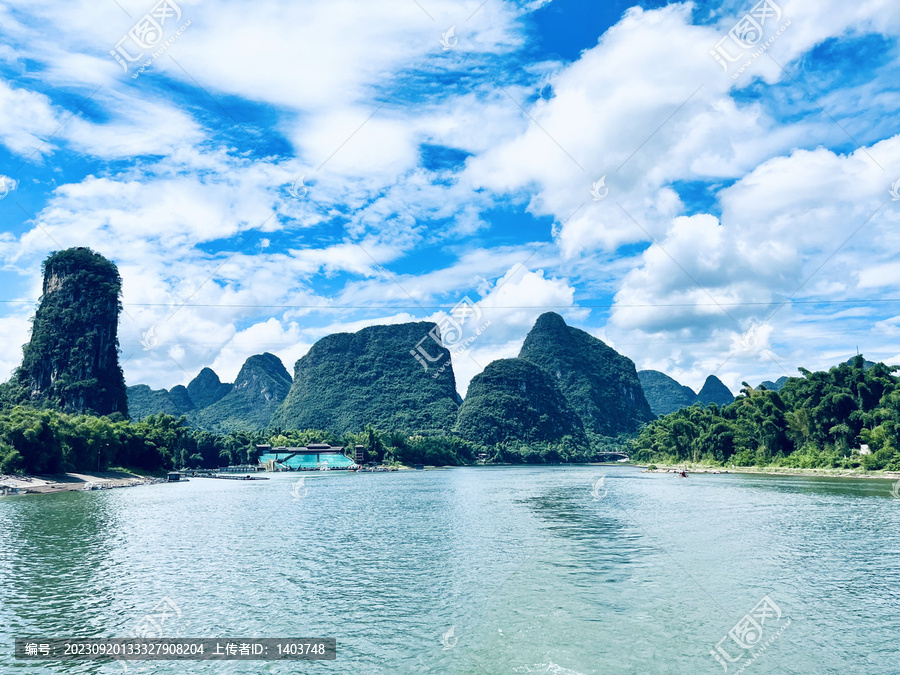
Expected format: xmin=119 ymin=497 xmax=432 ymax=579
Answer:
xmin=168 ymin=385 xmax=195 ymax=412
xmin=757 ymin=376 xmax=788 ymax=392
xmin=14 ymin=248 xmax=127 ymax=416
xmin=272 ymin=322 xmax=460 ymax=434
xmin=127 ymin=385 xmax=184 ymax=419
xmin=637 ymin=370 xmax=699 ymax=417
xmin=697 ymin=375 xmax=734 ymax=407
xmin=186 ymin=368 xmax=231 ymax=410
xmin=455 ymin=358 xmax=590 ymax=452
xmin=518 ymin=312 xmax=653 ymax=435
xmin=188 ymin=353 xmax=291 ymax=433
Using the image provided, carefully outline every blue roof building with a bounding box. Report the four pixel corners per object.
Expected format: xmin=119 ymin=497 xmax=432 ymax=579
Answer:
xmin=256 ymin=444 xmax=356 ymax=471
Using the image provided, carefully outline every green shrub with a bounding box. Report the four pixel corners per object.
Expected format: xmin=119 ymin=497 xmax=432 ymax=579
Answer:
xmin=0 ymin=444 xmax=22 ymax=473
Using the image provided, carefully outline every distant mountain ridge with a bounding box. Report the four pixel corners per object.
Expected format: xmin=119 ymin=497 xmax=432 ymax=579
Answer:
xmin=127 ymin=384 xmax=184 ymax=418
xmin=124 ymin=314 xmax=748 ymax=441
xmin=12 ymin=247 xmax=896 ymax=469
xmin=637 ymin=371 xmax=734 ymax=416
xmin=637 ymin=370 xmax=700 ymax=416
xmin=127 ymin=367 xmax=228 ymax=421
xmin=187 ymin=368 xmax=231 ymax=409
xmin=127 ymin=354 xmax=291 ymax=432
xmin=188 ymin=353 xmax=292 ymax=433
xmin=169 ymin=385 xmax=195 ymax=412
xmin=758 ymin=376 xmax=789 ymax=391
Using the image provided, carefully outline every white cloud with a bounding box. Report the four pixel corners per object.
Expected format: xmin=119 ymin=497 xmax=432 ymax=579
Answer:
xmin=0 ymin=311 xmax=31 ymax=382
xmin=606 ymin=135 xmax=900 ymax=391
xmin=65 ymin=95 xmax=205 ymax=159
xmin=0 ymin=175 xmax=18 ymax=197
xmin=0 ymin=79 xmax=62 ymax=157
xmin=433 ymin=264 xmax=580 ymax=395
xmin=2 ymin=0 xmax=900 ymax=401
xmin=206 ymin=318 xmax=308 ymax=384
xmin=464 ymin=1 xmax=900 ymax=261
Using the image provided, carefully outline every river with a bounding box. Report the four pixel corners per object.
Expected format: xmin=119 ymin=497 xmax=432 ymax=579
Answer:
xmin=2 ymin=466 xmax=899 ymax=673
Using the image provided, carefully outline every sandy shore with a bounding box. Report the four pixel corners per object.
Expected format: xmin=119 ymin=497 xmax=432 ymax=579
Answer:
xmin=640 ymin=465 xmax=900 ymax=480
xmin=0 ymin=470 xmax=155 ymax=495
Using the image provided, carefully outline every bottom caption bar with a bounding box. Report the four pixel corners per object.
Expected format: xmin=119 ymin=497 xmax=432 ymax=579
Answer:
xmin=15 ymin=638 xmax=336 ymax=660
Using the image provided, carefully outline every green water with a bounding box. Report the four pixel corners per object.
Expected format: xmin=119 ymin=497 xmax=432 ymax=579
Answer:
xmin=2 ymin=466 xmax=900 ymax=673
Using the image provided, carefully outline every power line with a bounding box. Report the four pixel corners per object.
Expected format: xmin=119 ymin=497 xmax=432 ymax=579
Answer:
xmin=1 ymin=299 xmax=900 ymax=309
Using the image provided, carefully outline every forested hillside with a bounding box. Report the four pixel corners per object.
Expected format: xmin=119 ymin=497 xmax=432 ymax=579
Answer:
xmin=631 ymin=356 xmax=900 ymax=469
xmin=758 ymin=376 xmax=788 ymax=391
xmin=127 ymin=357 xmax=291 ymax=433
xmin=272 ymin=322 xmax=461 ymax=434
xmin=127 ymin=385 xmax=185 ymax=418
xmin=188 ymin=353 xmax=292 ymax=432
xmin=518 ymin=312 xmax=653 ymax=435
xmin=455 ymin=358 xmax=590 ymax=457
xmin=637 ymin=370 xmax=700 ymax=416
xmin=187 ymin=367 xmax=232 ymax=409
xmin=697 ymin=375 xmax=734 ymax=407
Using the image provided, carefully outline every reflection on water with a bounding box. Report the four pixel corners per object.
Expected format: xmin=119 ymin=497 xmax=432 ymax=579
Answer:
xmin=2 ymin=467 xmax=900 ymax=673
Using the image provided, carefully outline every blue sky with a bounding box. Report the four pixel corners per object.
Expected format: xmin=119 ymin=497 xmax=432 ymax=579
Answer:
xmin=1 ymin=0 xmax=899 ymax=397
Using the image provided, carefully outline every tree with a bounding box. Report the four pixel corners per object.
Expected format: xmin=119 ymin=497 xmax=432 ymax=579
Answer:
xmin=630 ymin=357 xmax=900 ymax=470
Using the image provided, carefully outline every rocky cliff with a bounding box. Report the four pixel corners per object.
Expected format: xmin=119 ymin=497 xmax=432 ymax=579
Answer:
xmin=15 ymin=247 xmax=127 ymax=416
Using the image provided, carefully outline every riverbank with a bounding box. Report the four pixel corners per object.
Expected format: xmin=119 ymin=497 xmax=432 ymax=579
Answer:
xmin=0 ymin=469 xmax=155 ymax=495
xmin=640 ymin=464 xmax=900 ymax=480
